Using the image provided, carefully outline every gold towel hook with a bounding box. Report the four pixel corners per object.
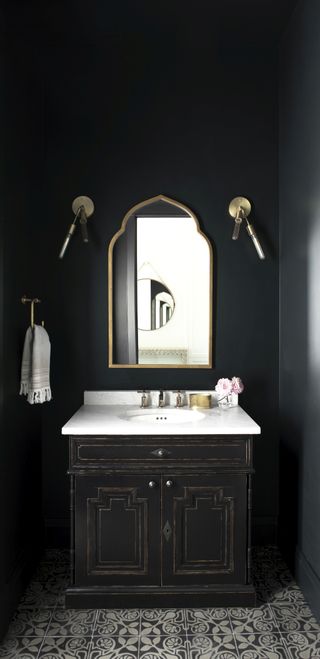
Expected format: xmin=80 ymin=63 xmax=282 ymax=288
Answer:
xmin=21 ymin=295 xmax=42 ymax=328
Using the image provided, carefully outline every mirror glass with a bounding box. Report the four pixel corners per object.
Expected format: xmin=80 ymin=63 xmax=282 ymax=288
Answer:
xmin=108 ymin=195 xmax=213 ymax=368
xmin=137 ymin=278 xmax=175 ymax=331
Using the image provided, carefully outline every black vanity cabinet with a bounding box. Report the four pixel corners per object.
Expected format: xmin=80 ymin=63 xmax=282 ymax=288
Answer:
xmin=66 ymin=434 xmax=255 ymax=607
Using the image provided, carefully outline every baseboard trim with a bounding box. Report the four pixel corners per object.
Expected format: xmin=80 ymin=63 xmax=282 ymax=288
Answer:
xmin=295 ymin=547 xmax=320 ymax=621
xmin=65 ymin=584 xmax=256 ymax=609
xmin=0 ymin=543 xmax=43 ymax=641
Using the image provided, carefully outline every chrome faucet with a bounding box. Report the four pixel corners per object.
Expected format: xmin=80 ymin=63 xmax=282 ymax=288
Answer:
xmin=158 ymin=390 xmax=165 ymax=408
xmin=137 ymin=390 xmax=149 ymax=408
xmin=173 ymin=390 xmax=184 ymax=408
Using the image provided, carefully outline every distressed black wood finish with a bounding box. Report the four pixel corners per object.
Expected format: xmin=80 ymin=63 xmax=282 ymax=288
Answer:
xmin=75 ymin=474 xmax=160 ymax=586
xmin=66 ymin=433 xmax=255 ymax=607
xmin=162 ymin=474 xmax=247 ymax=585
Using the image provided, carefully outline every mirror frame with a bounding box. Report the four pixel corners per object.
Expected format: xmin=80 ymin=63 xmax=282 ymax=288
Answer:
xmin=108 ymin=194 xmax=213 ymax=368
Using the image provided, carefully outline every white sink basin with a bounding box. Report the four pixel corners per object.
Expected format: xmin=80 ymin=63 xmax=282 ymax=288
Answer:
xmin=121 ymin=409 xmax=206 ymax=424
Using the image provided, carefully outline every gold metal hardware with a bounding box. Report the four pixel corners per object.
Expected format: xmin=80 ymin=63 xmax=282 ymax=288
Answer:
xmin=59 ymin=196 xmax=95 ymax=259
xmin=228 ymin=196 xmax=265 ymax=260
xmin=71 ymin=195 xmax=95 ymax=219
xmin=108 ymin=194 xmax=213 ymax=369
xmin=189 ymin=393 xmax=211 ymax=409
xmin=21 ymin=295 xmax=42 ymax=328
xmin=229 ymin=197 xmax=251 ymax=225
xmin=148 ymin=480 xmax=157 ymax=488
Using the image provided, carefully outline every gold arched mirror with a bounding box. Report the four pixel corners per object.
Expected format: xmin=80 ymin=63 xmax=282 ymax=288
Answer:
xmin=108 ymin=195 xmax=213 ymax=368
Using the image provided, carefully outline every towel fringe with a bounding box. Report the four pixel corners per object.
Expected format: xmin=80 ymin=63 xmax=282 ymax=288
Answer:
xmin=27 ymin=387 xmax=52 ymax=405
xmin=20 ymin=382 xmax=29 ymax=396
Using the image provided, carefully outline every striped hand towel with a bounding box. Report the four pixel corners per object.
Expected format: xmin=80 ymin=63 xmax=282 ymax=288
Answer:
xmin=20 ymin=325 xmax=52 ymax=404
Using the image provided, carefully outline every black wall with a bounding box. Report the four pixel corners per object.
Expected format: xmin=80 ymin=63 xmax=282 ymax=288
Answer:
xmin=1 ymin=6 xmax=283 ymax=632
xmin=279 ymin=0 xmax=320 ymax=620
xmin=0 ymin=38 xmax=43 ymax=637
xmin=38 ymin=24 xmax=279 ymax=543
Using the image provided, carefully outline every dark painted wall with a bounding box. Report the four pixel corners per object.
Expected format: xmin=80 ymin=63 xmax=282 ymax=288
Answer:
xmin=37 ymin=25 xmax=279 ymax=543
xmin=0 ymin=38 xmax=44 ymax=637
xmin=279 ymin=0 xmax=320 ymax=620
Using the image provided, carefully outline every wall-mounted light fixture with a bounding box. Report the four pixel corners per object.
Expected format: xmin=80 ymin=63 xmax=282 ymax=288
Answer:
xmin=59 ymin=196 xmax=95 ymax=259
xmin=228 ymin=196 xmax=265 ymax=260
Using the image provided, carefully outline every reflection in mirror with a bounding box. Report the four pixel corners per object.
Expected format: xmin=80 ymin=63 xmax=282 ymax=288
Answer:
xmin=108 ymin=195 xmax=213 ymax=368
xmin=137 ymin=278 xmax=175 ymax=331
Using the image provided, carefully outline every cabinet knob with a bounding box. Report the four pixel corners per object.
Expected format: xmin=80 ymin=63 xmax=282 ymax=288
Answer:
xmin=148 ymin=480 xmax=157 ymax=488
xmin=157 ymin=449 xmax=165 ymax=457
xmin=165 ymin=480 xmax=174 ymax=488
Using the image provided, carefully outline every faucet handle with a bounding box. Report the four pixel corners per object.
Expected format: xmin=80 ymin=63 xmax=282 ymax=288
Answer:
xmin=137 ymin=390 xmax=149 ymax=408
xmin=173 ymin=390 xmax=185 ymax=407
xmin=158 ymin=390 xmax=165 ymax=408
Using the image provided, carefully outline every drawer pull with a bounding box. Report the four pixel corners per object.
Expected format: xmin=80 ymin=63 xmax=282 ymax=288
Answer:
xmin=150 ymin=448 xmax=170 ymax=458
xmin=148 ymin=480 xmax=157 ymax=488
xmin=165 ymin=480 xmax=174 ymax=488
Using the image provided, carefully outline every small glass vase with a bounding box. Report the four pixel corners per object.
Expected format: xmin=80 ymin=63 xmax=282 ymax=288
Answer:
xmin=217 ymin=393 xmax=238 ymax=409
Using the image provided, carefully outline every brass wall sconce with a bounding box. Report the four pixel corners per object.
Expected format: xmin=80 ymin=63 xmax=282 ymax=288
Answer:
xmin=228 ymin=196 xmax=265 ymax=260
xmin=59 ymin=196 xmax=95 ymax=259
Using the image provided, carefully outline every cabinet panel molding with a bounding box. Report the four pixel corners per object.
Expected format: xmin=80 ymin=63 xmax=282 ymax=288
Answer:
xmin=67 ymin=435 xmax=255 ymax=607
xmin=75 ymin=474 xmax=160 ymax=586
xmin=162 ymin=474 xmax=246 ymax=585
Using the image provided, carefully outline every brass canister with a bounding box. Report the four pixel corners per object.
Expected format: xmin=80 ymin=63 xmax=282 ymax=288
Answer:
xmin=189 ymin=393 xmax=212 ymax=409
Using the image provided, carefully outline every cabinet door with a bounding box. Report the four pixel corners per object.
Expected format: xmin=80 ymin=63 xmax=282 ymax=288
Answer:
xmin=162 ymin=474 xmax=247 ymax=585
xmin=75 ymin=474 xmax=160 ymax=586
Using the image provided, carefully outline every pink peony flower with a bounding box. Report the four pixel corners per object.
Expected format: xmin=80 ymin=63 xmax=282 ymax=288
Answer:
xmin=231 ymin=376 xmax=244 ymax=394
xmin=215 ymin=378 xmax=232 ymax=397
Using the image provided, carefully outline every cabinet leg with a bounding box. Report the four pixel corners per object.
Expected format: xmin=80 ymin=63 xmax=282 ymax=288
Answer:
xmin=247 ymin=473 xmax=252 ymax=584
xmin=70 ymin=474 xmax=75 ymax=586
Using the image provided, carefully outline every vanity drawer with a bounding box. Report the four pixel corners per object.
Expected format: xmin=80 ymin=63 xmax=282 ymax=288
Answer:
xmin=69 ymin=435 xmax=252 ymax=469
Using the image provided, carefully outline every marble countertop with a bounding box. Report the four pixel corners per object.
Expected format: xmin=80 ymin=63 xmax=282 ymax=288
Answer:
xmin=61 ymin=396 xmax=261 ymax=436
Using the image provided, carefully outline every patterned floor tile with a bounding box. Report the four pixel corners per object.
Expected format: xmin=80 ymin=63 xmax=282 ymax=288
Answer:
xmin=56 ymin=592 xmax=66 ymax=608
xmin=271 ymin=603 xmax=320 ymax=633
xmin=32 ymin=562 xmax=70 ymax=582
xmin=187 ymin=633 xmax=237 ymax=658
xmin=5 ymin=608 xmax=52 ymax=637
xmin=38 ymin=636 xmax=91 ymax=658
xmin=254 ymin=580 xmax=306 ymax=605
xmin=89 ymin=635 xmax=139 ymax=658
xmin=94 ymin=609 xmax=140 ymax=636
xmin=140 ymin=634 xmax=188 ymax=658
xmin=0 ymin=636 xmax=43 ymax=658
xmin=140 ymin=608 xmax=185 ymax=636
xmin=229 ymin=605 xmax=278 ymax=634
xmin=235 ymin=632 xmax=289 ymax=658
xmin=1 ymin=545 xmax=319 ymax=659
xmin=19 ymin=580 xmax=64 ymax=608
xmin=282 ymin=631 xmax=320 ymax=658
xmin=185 ymin=608 xmax=232 ymax=635
xmin=42 ymin=549 xmax=70 ymax=563
xmin=46 ymin=609 xmax=96 ymax=636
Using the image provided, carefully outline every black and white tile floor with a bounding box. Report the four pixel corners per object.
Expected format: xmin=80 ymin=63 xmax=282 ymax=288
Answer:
xmin=1 ymin=547 xmax=320 ymax=658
